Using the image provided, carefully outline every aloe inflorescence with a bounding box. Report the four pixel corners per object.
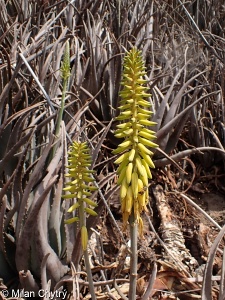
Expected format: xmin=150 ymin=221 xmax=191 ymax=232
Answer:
xmin=63 ymin=141 xmax=97 ymax=250
xmin=113 ymin=48 xmax=158 ymax=234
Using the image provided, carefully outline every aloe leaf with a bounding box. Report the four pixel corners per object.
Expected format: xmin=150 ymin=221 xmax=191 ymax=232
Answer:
xmin=49 ymin=178 xmax=63 ymax=256
xmin=157 ymin=91 xmax=219 ymax=151
xmin=18 ymin=50 xmax=55 ymax=113
xmin=163 ymin=109 xmax=190 ymax=154
xmin=91 ymin=119 xmax=113 ymax=168
xmin=18 ymin=270 xmax=39 ymax=293
xmin=15 ymin=136 xmax=54 ymax=239
xmin=0 ymin=250 xmax=15 ymax=283
xmin=201 ymin=225 xmax=225 ymax=299
xmin=28 ymin=145 xmax=67 ymax=284
xmin=15 ymin=175 xmax=58 ymax=274
xmin=162 ymin=70 xmax=207 ymax=128
xmin=40 ymin=252 xmax=50 ymax=291
xmin=0 ymin=199 xmax=16 ymax=279
xmin=155 ymin=146 xmax=225 ymax=168
xmin=0 ymin=125 xmax=36 ymax=174
xmin=35 ymin=198 xmax=69 ymax=285
xmin=152 ymin=62 xmax=190 ymax=130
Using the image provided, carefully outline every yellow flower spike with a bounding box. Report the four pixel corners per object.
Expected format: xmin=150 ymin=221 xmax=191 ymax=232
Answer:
xmin=113 ymin=48 xmax=158 ymax=233
xmin=62 ymin=141 xmax=98 ymax=224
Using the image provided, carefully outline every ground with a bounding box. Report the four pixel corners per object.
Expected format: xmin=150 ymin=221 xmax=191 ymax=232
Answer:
xmin=84 ymin=166 xmax=225 ymax=299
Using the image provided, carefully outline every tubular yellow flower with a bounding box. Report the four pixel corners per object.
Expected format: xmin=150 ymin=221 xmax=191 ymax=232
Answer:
xmin=113 ymin=48 xmax=158 ymax=234
xmin=81 ymin=226 xmax=88 ymax=251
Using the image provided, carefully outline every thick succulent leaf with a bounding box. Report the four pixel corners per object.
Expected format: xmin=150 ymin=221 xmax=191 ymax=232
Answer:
xmin=157 ymin=91 xmax=219 ymax=152
xmin=15 ymin=175 xmax=58 ymax=274
xmin=201 ymin=225 xmax=225 ymax=299
xmin=49 ymin=178 xmax=64 ymax=256
xmin=18 ymin=270 xmax=39 ymax=294
xmin=0 ymin=250 xmax=15 ymax=283
xmin=0 ymin=126 xmax=36 ymax=175
xmin=40 ymin=253 xmax=50 ymax=291
xmin=91 ymin=119 xmax=113 ymax=168
xmin=15 ymin=137 xmax=54 ymax=239
xmin=33 ymin=205 xmax=69 ymax=284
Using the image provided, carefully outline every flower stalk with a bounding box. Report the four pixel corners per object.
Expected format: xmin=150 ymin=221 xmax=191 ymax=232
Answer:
xmin=52 ymin=41 xmax=70 ymax=159
xmin=63 ymin=141 xmax=97 ymax=300
xmin=55 ymin=40 xmax=70 ymax=137
xmin=113 ymin=48 xmax=158 ymax=299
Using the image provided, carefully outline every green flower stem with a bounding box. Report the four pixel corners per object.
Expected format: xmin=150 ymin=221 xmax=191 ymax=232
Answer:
xmin=79 ymin=203 xmax=96 ymax=300
xmin=55 ymin=74 xmax=67 ymax=138
xmin=129 ymin=210 xmax=138 ymax=300
xmin=83 ymin=250 xmax=96 ymax=300
xmin=52 ymin=41 xmax=70 ymax=158
xmin=52 ymin=69 xmax=68 ymax=159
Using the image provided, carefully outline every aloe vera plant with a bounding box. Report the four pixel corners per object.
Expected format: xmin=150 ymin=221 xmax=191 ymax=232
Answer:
xmin=0 ymin=32 xmax=73 ymax=294
xmin=1 ymin=1 xmax=225 ymax=299
xmin=113 ymin=48 xmax=158 ymax=299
